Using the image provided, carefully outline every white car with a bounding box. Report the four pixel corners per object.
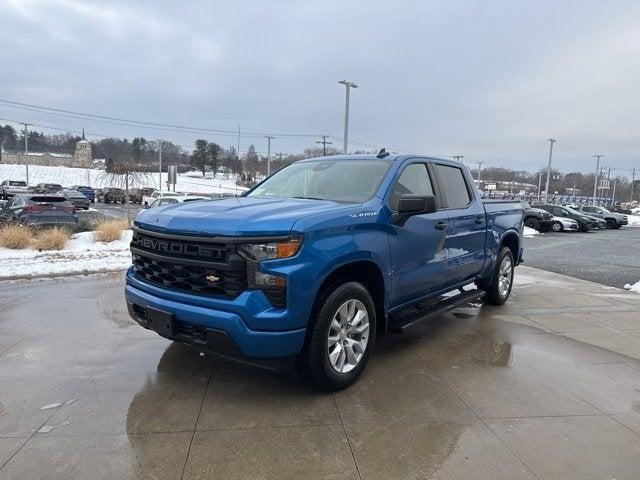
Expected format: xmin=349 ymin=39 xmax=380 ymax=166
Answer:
xmin=142 ymin=190 xmax=181 ymax=207
xmin=551 ymin=216 xmax=579 ymax=232
xmin=146 ymin=195 xmax=208 ymax=209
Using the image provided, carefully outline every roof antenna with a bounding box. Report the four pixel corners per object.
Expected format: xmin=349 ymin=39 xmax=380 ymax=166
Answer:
xmin=377 ymin=148 xmax=390 ymax=159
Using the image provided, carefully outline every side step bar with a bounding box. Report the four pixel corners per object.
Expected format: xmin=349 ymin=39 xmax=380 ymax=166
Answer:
xmin=388 ymin=288 xmax=484 ymax=333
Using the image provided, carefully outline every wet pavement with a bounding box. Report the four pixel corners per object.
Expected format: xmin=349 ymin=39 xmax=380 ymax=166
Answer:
xmin=1 ymin=266 xmax=640 ymax=479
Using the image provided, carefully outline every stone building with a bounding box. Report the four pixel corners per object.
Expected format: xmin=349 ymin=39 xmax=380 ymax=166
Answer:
xmin=0 ymin=138 xmax=92 ymax=168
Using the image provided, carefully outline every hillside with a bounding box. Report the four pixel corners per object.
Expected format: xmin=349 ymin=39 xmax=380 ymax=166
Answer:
xmin=0 ymin=163 xmax=246 ymax=195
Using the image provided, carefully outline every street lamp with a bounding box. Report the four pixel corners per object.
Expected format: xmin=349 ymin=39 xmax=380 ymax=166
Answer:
xmin=338 ymin=80 xmax=358 ymax=154
xmin=543 ymin=138 xmax=556 ymax=202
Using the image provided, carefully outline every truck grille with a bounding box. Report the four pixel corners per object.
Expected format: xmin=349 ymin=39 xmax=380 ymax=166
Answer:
xmin=131 ymin=228 xmax=247 ymax=298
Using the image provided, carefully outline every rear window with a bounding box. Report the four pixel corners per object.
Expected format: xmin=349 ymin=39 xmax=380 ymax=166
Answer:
xmin=30 ymin=196 xmax=67 ymax=203
xmin=435 ymin=164 xmax=471 ymax=208
xmin=9 ymin=181 xmax=26 ymax=186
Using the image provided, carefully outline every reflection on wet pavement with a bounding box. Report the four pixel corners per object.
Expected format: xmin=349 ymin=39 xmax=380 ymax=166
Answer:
xmin=1 ymin=266 xmax=639 ymax=479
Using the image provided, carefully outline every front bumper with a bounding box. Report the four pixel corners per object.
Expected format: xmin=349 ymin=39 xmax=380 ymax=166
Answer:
xmin=125 ymin=268 xmax=306 ymax=363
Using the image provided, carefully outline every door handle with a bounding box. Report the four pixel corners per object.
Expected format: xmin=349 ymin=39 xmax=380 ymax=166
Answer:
xmin=435 ymin=222 xmax=448 ymax=230
xmin=475 ymin=216 xmax=485 ymax=224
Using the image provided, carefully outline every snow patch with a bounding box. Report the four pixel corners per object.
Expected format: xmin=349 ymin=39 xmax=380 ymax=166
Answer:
xmin=523 ymin=226 xmax=540 ymax=237
xmin=626 ymin=214 xmax=640 ymax=226
xmin=0 ymin=230 xmax=132 ymax=279
xmin=623 ymin=280 xmax=640 ymax=294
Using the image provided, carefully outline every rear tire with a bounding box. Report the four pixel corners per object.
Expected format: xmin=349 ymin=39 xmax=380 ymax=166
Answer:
xmin=480 ymin=247 xmax=515 ymax=306
xmin=303 ymin=282 xmax=376 ymax=390
xmin=524 ymin=218 xmax=540 ymax=230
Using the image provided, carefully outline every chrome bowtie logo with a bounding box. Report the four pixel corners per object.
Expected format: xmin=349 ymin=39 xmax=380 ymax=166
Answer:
xmin=205 ymin=275 xmax=220 ymax=283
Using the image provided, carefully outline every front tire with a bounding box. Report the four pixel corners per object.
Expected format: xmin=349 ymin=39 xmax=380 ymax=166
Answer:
xmin=524 ymin=218 xmax=540 ymax=230
xmin=551 ymin=221 xmax=563 ymax=232
xmin=480 ymin=247 xmax=515 ymax=306
xmin=303 ymin=282 xmax=376 ymax=390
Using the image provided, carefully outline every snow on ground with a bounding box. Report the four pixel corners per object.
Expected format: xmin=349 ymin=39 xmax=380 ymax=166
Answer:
xmin=624 ymin=280 xmax=640 ymax=293
xmin=523 ymin=226 xmax=540 ymax=237
xmin=626 ymin=214 xmax=640 ymax=226
xmin=0 ymin=164 xmax=246 ymax=196
xmin=0 ymin=230 xmax=132 ymax=279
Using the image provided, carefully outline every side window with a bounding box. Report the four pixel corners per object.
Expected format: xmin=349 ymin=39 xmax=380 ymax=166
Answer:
xmin=390 ymin=163 xmax=433 ymax=210
xmin=435 ymin=164 xmax=471 ymax=208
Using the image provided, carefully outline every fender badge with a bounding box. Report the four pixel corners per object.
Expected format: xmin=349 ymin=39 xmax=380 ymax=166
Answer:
xmin=206 ymin=275 xmax=220 ymax=283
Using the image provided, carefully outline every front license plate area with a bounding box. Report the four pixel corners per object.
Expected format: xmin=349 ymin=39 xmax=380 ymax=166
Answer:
xmin=146 ymin=307 xmax=175 ymax=336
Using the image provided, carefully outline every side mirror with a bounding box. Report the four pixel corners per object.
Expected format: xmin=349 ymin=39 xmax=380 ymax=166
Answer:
xmin=394 ymin=194 xmax=437 ymax=226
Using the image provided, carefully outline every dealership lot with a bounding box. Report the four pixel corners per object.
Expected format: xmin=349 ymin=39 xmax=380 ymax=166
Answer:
xmin=523 ymin=226 xmax=640 ymax=289
xmin=1 ymin=266 xmax=639 ymax=479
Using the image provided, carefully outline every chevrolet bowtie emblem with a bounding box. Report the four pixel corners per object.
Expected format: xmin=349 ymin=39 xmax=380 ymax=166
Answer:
xmin=205 ymin=275 xmax=220 ymax=283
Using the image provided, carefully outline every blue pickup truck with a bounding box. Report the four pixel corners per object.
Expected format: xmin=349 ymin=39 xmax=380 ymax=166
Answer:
xmin=125 ymin=153 xmax=523 ymax=389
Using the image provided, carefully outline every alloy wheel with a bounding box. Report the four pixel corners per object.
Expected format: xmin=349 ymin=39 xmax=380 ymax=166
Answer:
xmin=327 ymin=299 xmax=370 ymax=373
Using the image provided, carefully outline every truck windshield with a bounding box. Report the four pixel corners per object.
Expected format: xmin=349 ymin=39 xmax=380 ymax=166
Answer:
xmin=246 ymin=159 xmax=392 ymax=203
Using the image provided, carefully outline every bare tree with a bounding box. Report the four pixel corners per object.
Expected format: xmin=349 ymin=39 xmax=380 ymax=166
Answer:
xmin=97 ymin=157 xmax=150 ymax=226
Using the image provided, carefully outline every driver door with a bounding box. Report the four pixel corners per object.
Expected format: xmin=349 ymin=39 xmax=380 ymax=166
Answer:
xmin=388 ymin=162 xmax=449 ymax=308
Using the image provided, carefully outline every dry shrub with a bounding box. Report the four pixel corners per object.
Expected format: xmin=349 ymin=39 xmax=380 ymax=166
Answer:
xmin=0 ymin=224 xmax=33 ymax=249
xmin=33 ymin=228 xmax=69 ymax=251
xmin=94 ymin=219 xmax=128 ymax=243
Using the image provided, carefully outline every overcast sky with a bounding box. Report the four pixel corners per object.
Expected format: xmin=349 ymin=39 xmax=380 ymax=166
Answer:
xmin=1 ymin=0 xmax=639 ymax=173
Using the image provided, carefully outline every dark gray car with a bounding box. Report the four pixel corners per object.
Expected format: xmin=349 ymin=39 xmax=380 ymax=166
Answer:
xmin=575 ymin=205 xmax=628 ymax=229
xmin=0 ymin=194 xmax=78 ymax=226
xmin=61 ymin=189 xmax=91 ymax=210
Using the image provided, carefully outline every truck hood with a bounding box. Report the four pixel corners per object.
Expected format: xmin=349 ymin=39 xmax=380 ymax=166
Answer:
xmin=134 ymin=196 xmax=355 ymax=236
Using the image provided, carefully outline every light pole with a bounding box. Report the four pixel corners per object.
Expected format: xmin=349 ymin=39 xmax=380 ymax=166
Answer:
xmin=264 ymin=136 xmax=275 ymax=176
xmin=592 ymin=154 xmax=603 ymax=205
xmin=20 ymin=123 xmax=31 ymax=186
xmin=338 ymin=80 xmax=358 ymax=154
xmin=157 ymin=139 xmax=163 ymax=191
xmin=543 ymin=138 xmax=557 ymax=202
xmin=477 ymin=161 xmax=483 ymax=182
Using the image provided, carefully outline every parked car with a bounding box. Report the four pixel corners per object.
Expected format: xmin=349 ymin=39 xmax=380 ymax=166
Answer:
xmin=522 ymin=201 xmax=554 ymax=231
xmin=550 ymin=216 xmax=579 ymax=232
xmin=0 ymin=180 xmax=29 ymax=199
xmin=533 ymin=204 xmax=597 ymax=232
xmin=575 ymin=205 xmax=628 ymax=229
xmin=128 ymin=189 xmax=144 ymax=204
xmin=32 ymin=183 xmax=63 ymax=194
xmin=0 ymin=194 xmax=77 ymax=226
xmin=126 ymin=153 xmax=524 ymax=389
xmin=61 ymin=189 xmax=91 ymax=210
xmin=98 ymin=188 xmax=126 ymax=203
xmin=69 ymin=185 xmax=96 ymax=203
xmin=145 ymin=195 xmax=208 ymax=209
xmin=142 ymin=190 xmax=180 ymax=207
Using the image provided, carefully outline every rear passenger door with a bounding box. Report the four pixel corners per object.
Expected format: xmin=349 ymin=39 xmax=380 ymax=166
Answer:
xmin=433 ymin=163 xmax=486 ymax=283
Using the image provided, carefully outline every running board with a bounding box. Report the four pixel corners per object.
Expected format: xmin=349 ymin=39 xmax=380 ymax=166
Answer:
xmin=388 ymin=288 xmax=484 ymax=333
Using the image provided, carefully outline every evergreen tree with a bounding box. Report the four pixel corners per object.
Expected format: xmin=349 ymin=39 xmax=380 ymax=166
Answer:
xmin=246 ymin=144 xmax=258 ymax=182
xmin=207 ymin=142 xmax=222 ymax=177
xmin=191 ymin=139 xmax=209 ymax=176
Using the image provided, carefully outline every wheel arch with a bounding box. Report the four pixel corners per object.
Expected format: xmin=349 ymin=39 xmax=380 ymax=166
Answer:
xmin=500 ymin=230 xmax=520 ymax=264
xmin=309 ymin=260 xmax=388 ymax=336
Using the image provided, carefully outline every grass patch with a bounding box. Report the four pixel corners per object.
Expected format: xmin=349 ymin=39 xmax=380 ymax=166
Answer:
xmin=68 ymin=219 xmax=96 ymax=234
xmin=0 ymin=224 xmax=33 ymax=249
xmin=33 ymin=228 xmax=70 ymax=251
xmin=94 ymin=219 xmax=128 ymax=243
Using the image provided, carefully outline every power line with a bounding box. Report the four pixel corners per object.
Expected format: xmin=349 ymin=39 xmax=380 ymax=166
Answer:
xmin=0 ymin=98 xmax=321 ymax=138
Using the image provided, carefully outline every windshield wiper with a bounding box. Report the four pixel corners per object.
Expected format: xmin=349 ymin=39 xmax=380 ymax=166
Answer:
xmin=291 ymin=196 xmax=324 ymax=200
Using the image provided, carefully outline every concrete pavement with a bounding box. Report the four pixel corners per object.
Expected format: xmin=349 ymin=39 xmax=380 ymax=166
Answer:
xmin=1 ymin=266 xmax=640 ymax=479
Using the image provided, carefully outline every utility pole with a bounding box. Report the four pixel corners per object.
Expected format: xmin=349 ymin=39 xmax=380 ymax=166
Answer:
xmin=537 ymin=171 xmax=543 ymax=203
xmin=544 ymin=138 xmax=557 ymax=203
xmin=264 ymin=136 xmax=275 ymax=177
xmin=452 ymin=155 xmax=464 ymax=163
xmin=592 ymin=154 xmax=603 ymax=205
xmin=477 ymin=161 xmax=483 ymax=182
xmin=611 ymin=178 xmax=617 ymax=205
xmin=20 ymin=123 xmax=31 ymax=186
xmin=316 ymin=135 xmax=332 ymax=156
xmin=630 ymin=167 xmax=636 ymax=203
xmin=338 ymin=80 xmax=358 ymax=154
xmin=237 ymin=125 xmax=241 ymax=176
xmin=606 ymin=168 xmax=611 ymax=206
xmin=157 ymin=139 xmax=163 ymax=191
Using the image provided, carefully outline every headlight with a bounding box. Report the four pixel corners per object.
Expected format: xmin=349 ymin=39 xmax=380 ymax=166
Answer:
xmin=238 ymin=239 xmax=301 ymax=262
